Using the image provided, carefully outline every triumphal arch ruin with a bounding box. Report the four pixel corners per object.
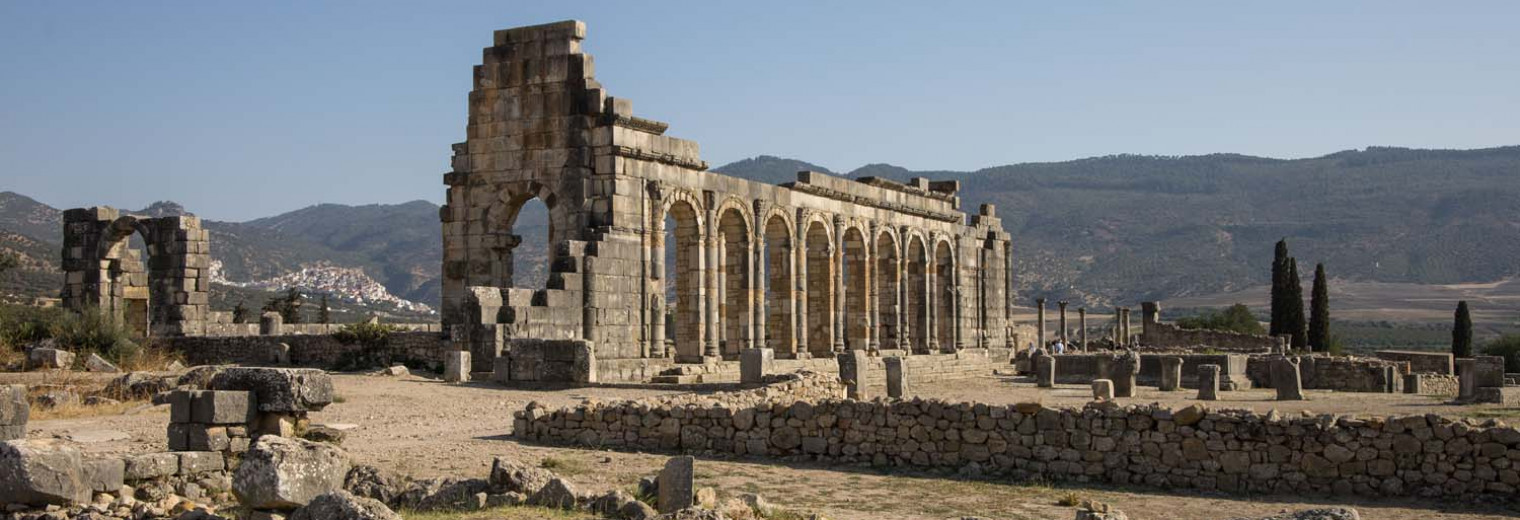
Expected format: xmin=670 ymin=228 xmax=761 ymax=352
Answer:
xmin=443 ymin=21 xmax=1015 ymax=370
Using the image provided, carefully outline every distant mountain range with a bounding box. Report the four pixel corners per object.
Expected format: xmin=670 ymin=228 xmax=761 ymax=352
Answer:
xmin=4 ymin=145 xmax=1519 ymax=314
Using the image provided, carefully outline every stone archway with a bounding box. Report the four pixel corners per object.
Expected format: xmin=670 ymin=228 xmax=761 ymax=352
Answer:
xmin=875 ymin=230 xmax=901 ymax=350
xmin=661 ymin=198 xmax=706 ymax=362
xmin=763 ymin=214 xmax=796 ymax=356
xmin=934 ymin=239 xmax=956 ymax=351
xmin=905 ymin=234 xmax=930 ymax=354
xmin=841 ymin=226 xmax=870 ymax=350
xmin=717 ymin=207 xmax=753 ymax=357
xmin=803 ymin=220 xmax=834 ymax=357
xmin=62 ymin=207 xmax=211 ymax=337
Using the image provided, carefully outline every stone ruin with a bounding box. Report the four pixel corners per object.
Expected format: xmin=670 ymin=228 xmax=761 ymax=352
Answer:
xmin=442 ymin=21 xmax=1017 ymax=379
xmin=60 ymin=207 xmax=211 ymax=337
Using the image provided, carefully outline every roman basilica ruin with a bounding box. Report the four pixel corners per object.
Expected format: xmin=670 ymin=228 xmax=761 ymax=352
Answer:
xmin=440 ymin=21 xmax=1015 ymax=367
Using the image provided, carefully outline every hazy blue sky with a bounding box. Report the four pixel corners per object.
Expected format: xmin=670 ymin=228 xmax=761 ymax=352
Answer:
xmin=2 ymin=2 xmax=1517 ymax=221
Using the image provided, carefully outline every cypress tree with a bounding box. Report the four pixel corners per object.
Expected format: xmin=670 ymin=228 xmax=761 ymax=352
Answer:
xmin=1284 ymin=257 xmax=1308 ymax=349
xmin=1308 ymin=263 xmax=1330 ymax=352
xmin=319 ymin=294 xmax=332 ymax=325
xmin=232 ymin=301 xmax=248 ymax=324
xmin=1453 ymin=301 xmax=1474 ymax=358
xmin=1270 ymin=239 xmax=1289 ymax=336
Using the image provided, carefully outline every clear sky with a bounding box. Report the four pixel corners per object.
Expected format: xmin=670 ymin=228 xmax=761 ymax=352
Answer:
xmin=2 ymin=1 xmax=1517 ymax=221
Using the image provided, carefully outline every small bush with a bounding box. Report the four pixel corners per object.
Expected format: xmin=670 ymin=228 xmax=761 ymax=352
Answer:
xmin=1175 ymin=304 xmax=1266 ymax=335
xmin=1481 ymin=334 xmax=1520 ymax=373
xmin=332 ymin=320 xmax=402 ymax=346
xmin=1056 ymin=491 xmax=1083 ymax=507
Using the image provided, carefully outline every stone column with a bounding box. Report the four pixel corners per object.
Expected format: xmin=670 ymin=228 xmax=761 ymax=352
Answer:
xmin=863 ymin=237 xmax=875 ymax=351
xmin=833 ymin=220 xmax=846 ymax=353
xmin=1112 ymin=351 xmax=1140 ymax=398
xmin=1113 ymin=307 xmax=1123 ymax=345
xmin=703 ymin=234 xmax=720 ymax=360
xmin=1159 ymin=356 xmax=1182 ymax=391
xmin=1077 ymin=307 xmax=1088 ymax=351
xmin=885 ymin=356 xmax=908 ymax=398
xmin=927 ymin=256 xmax=939 ymax=353
xmin=1120 ymin=308 xmax=1132 ymax=346
xmin=1271 ymin=357 xmax=1305 ymax=401
xmin=1035 ymin=354 xmax=1055 ymax=388
xmin=445 ymin=350 xmax=471 ymax=383
xmin=1035 ymin=297 xmax=1047 ymax=348
xmin=795 ymin=231 xmax=808 ymax=357
xmin=1057 ymin=301 xmax=1069 ymax=343
xmin=259 ymin=312 xmax=283 ymax=336
xmin=1140 ymin=301 xmax=1160 ymax=342
xmin=748 ymin=237 xmax=761 ymax=351
xmin=1197 ymin=364 xmax=1221 ymax=400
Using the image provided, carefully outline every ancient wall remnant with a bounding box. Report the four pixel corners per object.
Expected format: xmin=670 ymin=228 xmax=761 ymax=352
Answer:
xmin=518 ymin=371 xmax=1520 ymax=500
xmin=442 ymin=21 xmax=1016 ymax=370
xmin=61 ymin=207 xmax=211 ymax=337
xmin=1246 ymin=355 xmax=1403 ymax=393
xmin=1376 ymin=350 xmax=1453 ymax=375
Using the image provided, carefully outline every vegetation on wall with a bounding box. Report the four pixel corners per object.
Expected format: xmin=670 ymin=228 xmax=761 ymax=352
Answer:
xmin=1175 ymin=304 xmax=1266 ymax=335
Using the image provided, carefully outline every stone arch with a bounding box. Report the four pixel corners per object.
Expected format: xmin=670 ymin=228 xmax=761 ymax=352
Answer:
xmin=874 ymin=227 xmax=901 ymax=350
xmin=488 ymin=181 xmax=569 ymax=289
xmin=802 ymin=217 xmax=835 ymax=357
xmin=840 ymin=225 xmax=870 ymax=350
xmin=659 ymin=196 xmax=708 ymax=361
xmin=715 ymin=205 xmax=754 ymax=357
xmin=762 ymin=211 xmax=796 ymax=356
xmin=933 ymin=236 xmax=957 ymax=351
xmin=904 ymin=232 xmax=930 ymax=353
xmin=62 ymin=208 xmax=209 ymax=338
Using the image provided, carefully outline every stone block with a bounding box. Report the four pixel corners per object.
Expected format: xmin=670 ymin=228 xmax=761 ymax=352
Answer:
xmin=1159 ymin=356 xmax=1182 ymax=391
xmin=1475 ymin=355 xmax=1506 ymax=388
xmin=169 ymin=390 xmax=194 ymax=424
xmin=0 ymin=439 xmax=88 ymax=506
xmin=124 ymin=452 xmax=179 ymax=480
xmin=178 ymin=451 xmax=226 ymax=475
xmin=837 ymin=350 xmax=870 ymax=400
xmin=188 ymin=425 xmax=231 ymax=452
xmin=167 ymin=423 xmax=193 ymax=451
xmin=1197 ymin=364 xmax=1221 ymax=401
xmin=1034 ymin=355 xmax=1055 ymax=388
xmin=81 ymin=457 xmax=124 ymax=493
xmin=445 ymin=350 xmax=471 ymax=383
xmin=740 ymin=348 xmax=774 ymax=384
xmin=260 ymin=312 xmax=284 ymax=335
xmin=492 ymin=356 xmax=512 ymax=384
xmin=884 ymin=356 xmax=908 ymax=398
xmin=289 ymin=490 xmax=402 ymax=520
xmin=84 ymin=353 xmax=120 ymax=373
xmin=234 ymin=436 xmax=351 ymax=510
xmin=1270 ymin=357 xmax=1305 ymax=401
xmin=1474 ymin=386 xmax=1520 ymax=405
xmin=192 ymin=390 xmax=256 ymax=425
xmin=656 ymin=455 xmax=694 ymax=513
xmin=0 ymin=384 xmax=28 ymax=439
xmin=1092 ymin=379 xmax=1114 ymax=400
xmin=27 ymin=348 xmax=75 ymax=370
xmin=209 ymin=368 xmax=334 ymax=413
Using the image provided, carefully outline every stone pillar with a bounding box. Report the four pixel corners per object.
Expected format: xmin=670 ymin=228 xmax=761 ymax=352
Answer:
xmin=1140 ymin=302 xmax=1160 ymax=342
xmin=1077 ymin=307 xmax=1088 ymax=351
xmin=1457 ymin=358 xmax=1475 ymax=400
xmin=1057 ymin=301 xmax=1069 ymax=343
xmin=1120 ymin=308 xmax=1132 ymax=346
xmin=657 ymin=455 xmax=695 ymax=513
xmin=833 ymin=228 xmax=846 ymax=354
xmin=259 ymin=312 xmax=283 ymax=336
xmin=1159 ymin=356 xmax=1182 ymax=391
xmin=1035 ymin=297 xmax=1047 ymax=347
xmin=1270 ymin=357 xmax=1305 ymax=401
xmin=1113 ymin=308 xmax=1123 ymax=345
xmin=1197 ymin=364 xmax=1221 ymax=401
xmin=703 ymin=234 xmax=721 ymax=360
xmin=837 ymin=349 xmax=870 ymax=400
xmin=445 ymin=350 xmax=471 ymax=383
xmin=1111 ymin=351 xmax=1140 ymax=398
xmin=1091 ymin=379 xmax=1114 ymax=401
xmin=740 ymin=348 xmax=773 ymax=384
xmin=0 ymin=384 xmax=26 ymax=440
xmin=795 ymin=234 xmax=808 ymax=357
xmin=1034 ymin=354 xmax=1055 ymax=388
xmin=884 ymin=356 xmax=908 ymax=398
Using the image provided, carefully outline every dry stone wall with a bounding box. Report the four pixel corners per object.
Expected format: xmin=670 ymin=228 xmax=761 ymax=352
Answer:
xmin=518 ymin=371 xmax=1520 ymax=500
xmin=1051 ymin=353 xmax=1253 ymax=391
xmin=1377 ymin=350 xmax=1455 ymax=376
xmin=1138 ymin=302 xmax=1275 ymax=354
xmin=1247 ymin=355 xmax=1403 ymax=393
xmin=598 ymin=347 xmax=1012 ymax=385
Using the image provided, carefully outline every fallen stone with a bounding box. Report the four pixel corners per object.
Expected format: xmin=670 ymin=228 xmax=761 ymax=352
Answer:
xmin=106 ymin=372 xmax=175 ymax=399
xmin=526 ymin=477 xmax=577 ymax=510
xmin=191 ymin=390 xmax=256 ymax=425
xmin=124 ymin=452 xmax=179 ymax=480
xmin=177 ymin=366 xmax=228 ymax=389
xmin=210 ymin=368 xmax=335 ymax=413
xmin=378 ymin=366 xmax=408 ymax=377
xmin=81 ymin=457 xmax=125 ymax=493
xmin=85 ymin=353 xmax=120 ymax=373
xmin=657 ymin=455 xmax=695 ymax=513
xmin=303 ymin=425 xmax=346 ymax=445
xmin=343 ymin=464 xmax=406 ymax=505
xmin=1 ymin=384 xmax=29 ymax=441
xmin=0 ymin=439 xmax=89 ymax=506
xmin=65 ymin=429 xmax=130 ymax=444
xmin=34 ymin=388 xmax=77 ymax=409
xmin=619 ymin=498 xmax=659 ymax=520
xmin=397 ymin=477 xmax=489 ymax=511
xmin=290 ymin=490 xmax=401 ymax=520
xmin=28 ymin=348 xmax=75 ymax=370
xmin=1227 ymin=508 xmax=1361 ymax=520
xmin=234 ymin=436 xmax=351 ymax=510
xmin=488 ymin=456 xmax=554 ymax=495
xmin=83 ymin=395 xmax=121 ymax=406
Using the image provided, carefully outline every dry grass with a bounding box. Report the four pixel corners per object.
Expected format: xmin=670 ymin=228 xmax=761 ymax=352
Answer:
xmin=400 ymin=505 xmax=599 ymax=520
xmin=115 ymin=340 xmax=184 ymax=372
xmin=21 ymin=369 xmax=150 ymax=420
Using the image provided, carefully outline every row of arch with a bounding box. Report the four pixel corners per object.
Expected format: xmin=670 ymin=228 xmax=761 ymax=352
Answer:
xmin=651 ymin=191 xmax=963 ymax=362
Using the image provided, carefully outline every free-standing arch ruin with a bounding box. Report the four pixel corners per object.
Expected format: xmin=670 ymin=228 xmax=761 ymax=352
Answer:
xmin=444 ymin=21 xmax=1015 ymax=367
xmin=61 ymin=207 xmax=211 ymax=337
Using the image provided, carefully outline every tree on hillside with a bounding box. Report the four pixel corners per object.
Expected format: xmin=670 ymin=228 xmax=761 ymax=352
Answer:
xmin=1284 ymin=258 xmax=1308 ymax=349
xmin=1308 ymin=263 xmax=1330 ymax=352
xmin=0 ymin=252 xmax=17 ymax=274
xmin=1270 ymin=239 xmax=1289 ymax=336
xmin=264 ymin=288 xmax=304 ymax=324
xmin=1453 ymin=301 xmax=1474 ymax=358
xmin=232 ymin=301 xmax=249 ymax=324
xmin=319 ymin=294 xmax=332 ymax=325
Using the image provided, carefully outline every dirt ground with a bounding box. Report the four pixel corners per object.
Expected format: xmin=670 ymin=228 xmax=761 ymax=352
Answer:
xmin=19 ymin=372 xmax=1520 ymax=520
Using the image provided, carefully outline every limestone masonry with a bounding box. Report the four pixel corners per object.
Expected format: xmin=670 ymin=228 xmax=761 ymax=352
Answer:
xmin=441 ymin=21 xmax=1015 ymax=374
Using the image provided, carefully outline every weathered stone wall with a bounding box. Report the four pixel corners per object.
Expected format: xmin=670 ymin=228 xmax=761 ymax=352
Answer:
xmin=165 ymin=331 xmax=451 ymax=370
xmin=1137 ymin=302 xmax=1275 ymax=354
xmin=1377 ymin=350 xmax=1454 ymax=375
xmin=441 ymin=21 xmax=1016 ymax=366
xmin=596 ymin=348 xmax=1012 ymax=385
xmin=1406 ymin=373 xmax=1460 ymax=396
xmin=1051 ymin=353 xmax=1252 ymax=390
xmin=61 ymin=207 xmax=211 ymax=337
xmin=1247 ymin=355 xmax=1402 ymax=393
xmin=518 ymin=374 xmax=1520 ymax=500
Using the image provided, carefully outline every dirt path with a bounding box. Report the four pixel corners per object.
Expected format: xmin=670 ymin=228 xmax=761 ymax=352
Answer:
xmin=23 ymin=373 xmax=1520 ymax=519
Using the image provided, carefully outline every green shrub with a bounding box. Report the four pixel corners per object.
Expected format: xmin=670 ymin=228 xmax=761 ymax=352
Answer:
xmin=0 ymin=304 xmax=69 ymax=349
xmin=1175 ymin=304 xmax=1266 ymax=335
xmin=0 ymin=304 xmax=142 ymax=366
xmin=332 ymin=320 xmax=401 ymax=346
xmin=1481 ymin=334 xmax=1520 ymax=373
